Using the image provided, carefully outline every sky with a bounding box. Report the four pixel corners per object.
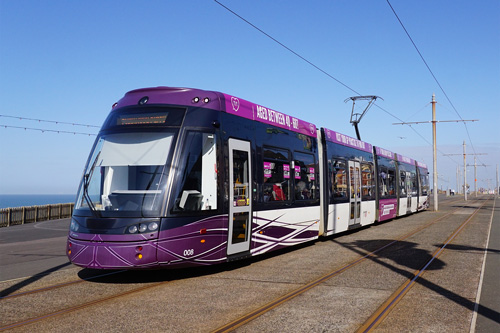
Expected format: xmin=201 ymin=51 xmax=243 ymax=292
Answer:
xmin=0 ymin=0 xmax=499 ymax=195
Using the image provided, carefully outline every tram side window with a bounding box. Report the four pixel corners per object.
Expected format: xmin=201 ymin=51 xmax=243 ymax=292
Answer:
xmin=294 ymin=152 xmax=317 ymax=200
xmin=172 ymin=132 xmax=217 ymax=212
xmin=329 ymin=159 xmax=348 ymax=203
xmin=361 ymin=163 xmax=375 ymax=200
xmin=262 ymin=147 xmax=290 ymax=202
xmin=420 ymin=170 xmax=429 ymax=196
xmin=379 ymin=166 xmax=396 ymax=198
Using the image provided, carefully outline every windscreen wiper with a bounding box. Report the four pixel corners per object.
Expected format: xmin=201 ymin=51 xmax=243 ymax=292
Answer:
xmin=83 ymin=152 xmax=101 ymax=218
xmin=83 ymin=173 xmax=100 ymax=218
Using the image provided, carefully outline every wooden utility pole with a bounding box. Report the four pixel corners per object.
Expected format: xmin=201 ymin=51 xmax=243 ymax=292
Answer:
xmin=432 ymin=94 xmax=438 ymax=210
xmin=497 ymin=164 xmax=499 ymax=196
xmin=446 ymin=148 xmax=486 ymax=200
xmin=463 ymin=141 xmax=467 ymax=201
xmin=466 ymin=157 xmax=489 ymax=197
xmin=474 ymin=156 xmax=477 ymax=196
xmin=393 ymin=94 xmax=479 ymax=209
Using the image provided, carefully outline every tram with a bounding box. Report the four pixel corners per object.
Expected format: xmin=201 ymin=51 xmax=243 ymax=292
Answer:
xmin=67 ymin=86 xmax=429 ymax=269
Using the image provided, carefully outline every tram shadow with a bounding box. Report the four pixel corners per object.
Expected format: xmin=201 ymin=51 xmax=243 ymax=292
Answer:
xmin=0 ymin=262 xmax=72 ymax=298
xmin=435 ymin=243 xmax=500 ymax=254
xmin=77 ymin=262 xmax=251 ymax=284
xmin=335 ymin=238 xmax=500 ymax=325
xmin=450 ymin=205 xmax=484 ymax=210
xmin=341 ymin=239 xmax=446 ymax=271
xmin=78 ymin=241 xmax=315 ymax=284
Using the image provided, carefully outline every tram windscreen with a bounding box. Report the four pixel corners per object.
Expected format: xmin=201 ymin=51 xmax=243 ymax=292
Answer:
xmin=75 ymin=132 xmax=175 ymax=217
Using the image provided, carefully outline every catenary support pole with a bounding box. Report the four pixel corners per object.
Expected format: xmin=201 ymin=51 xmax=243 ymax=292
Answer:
xmin=474 ymin=156 xmax=477 ymax=197
xmin=463 ymin=141 xmax=467 ymax=201
xmin=432 ymin=94 xmax=438 ymax=211
xmin=496 ymin=164 xmax=499 ymax=196
xmin=392 ymin=95 xmax=479 ymax=203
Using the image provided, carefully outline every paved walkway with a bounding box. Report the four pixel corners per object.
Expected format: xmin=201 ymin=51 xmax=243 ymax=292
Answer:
xmin=474 ymin=196 xmax=500 ymax=332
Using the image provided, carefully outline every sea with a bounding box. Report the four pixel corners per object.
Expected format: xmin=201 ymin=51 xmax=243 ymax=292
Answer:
xmin=0 ymin=194 xmax=77 ymax=209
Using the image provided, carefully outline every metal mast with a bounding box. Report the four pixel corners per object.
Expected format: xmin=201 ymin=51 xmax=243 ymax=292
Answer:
xmin=432 ymin=94 xmax=438 ymax=210
xmin=393 ymin=94 xmax=479 ymax=209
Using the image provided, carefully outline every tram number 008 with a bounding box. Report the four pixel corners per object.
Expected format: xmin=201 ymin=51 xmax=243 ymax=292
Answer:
xmin=183 ymin=249 xmax=194 ymax=257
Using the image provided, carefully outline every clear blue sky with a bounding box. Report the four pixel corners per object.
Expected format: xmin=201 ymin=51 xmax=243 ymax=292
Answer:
xmin=1 ymin=0 xmax=499 ymax=194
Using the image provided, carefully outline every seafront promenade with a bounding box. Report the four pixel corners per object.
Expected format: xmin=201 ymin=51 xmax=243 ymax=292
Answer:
xmin=0 ymin=203 xmax=74 ymax=227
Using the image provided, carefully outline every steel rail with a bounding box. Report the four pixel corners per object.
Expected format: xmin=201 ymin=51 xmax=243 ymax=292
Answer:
xmin=0 ymin=280 xmax=168 ymax=331
xmin=0 ymin=270 xmax=127 ymax=300
xmin=211 ymin=198 xmax=479 ymax=333
xmin=357 ymin=199 xmax=488 ymax=332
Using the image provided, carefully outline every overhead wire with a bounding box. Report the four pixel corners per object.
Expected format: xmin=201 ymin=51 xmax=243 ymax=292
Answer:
xmin=214 ymin=0 xmax=456 ymax=164
xmin=0 ymin=114 xmax=99 ymax=136
xmin=0 ymin=114 xmax=100 ymax=128
xmin=1 ymin=124 xmax=96 ymax=136
xmin=403 ymin=103 xmax=431 ymax=123
xmin=385 ymin=0 xmax=483 ymax=165
xmin=397 ymin=102 xmax=460 ymax=165
xmin=214 ymin=0 xmax=361 ymax=96
xmin=213 ymin=2 xmax=414 ymax=124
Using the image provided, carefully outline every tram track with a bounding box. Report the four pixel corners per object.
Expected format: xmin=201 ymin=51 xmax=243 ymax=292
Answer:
xmin=0 ymin=196 xmax=487 ymax=332
xmin=0 ymin=280 xmax=168 ymax=331
xmin=0 ymin=270 xmax=126 ymax=300
xmin=211 ymin=197 xmax=489 ymax=332
xmin=357 ymin=198 xmax=488 ymax=332
xmin=0 ymin=270 xmax=171 ymax=331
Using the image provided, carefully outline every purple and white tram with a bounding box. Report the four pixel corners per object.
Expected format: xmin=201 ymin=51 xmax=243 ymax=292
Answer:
xmin=67 ymin=86 xmax=429 ymax=269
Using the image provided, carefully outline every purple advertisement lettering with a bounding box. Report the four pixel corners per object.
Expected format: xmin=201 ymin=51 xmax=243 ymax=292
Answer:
xmin=223 ymin=94 xmax=317 ymax=138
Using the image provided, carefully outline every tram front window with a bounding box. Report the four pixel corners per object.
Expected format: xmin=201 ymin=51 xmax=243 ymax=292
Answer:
xmin=75 ymin=132 xmax=175 ymax=217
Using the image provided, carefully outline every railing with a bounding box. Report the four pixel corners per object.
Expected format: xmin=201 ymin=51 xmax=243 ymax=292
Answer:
xmin=0 ymin=203 xmax=74 ymax=228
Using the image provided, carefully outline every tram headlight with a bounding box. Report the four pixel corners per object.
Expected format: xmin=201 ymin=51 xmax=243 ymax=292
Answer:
xmin=139 ymin=224 xmax=148 ymax=233
xmin=70 ymin=220 xmax=79 ymax=232
xmin=127 ymin=222 xmax=159 ymax=234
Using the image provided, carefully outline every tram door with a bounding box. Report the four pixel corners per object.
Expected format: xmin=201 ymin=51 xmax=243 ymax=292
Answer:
xmin=349 ymin=161 xmax=361 ymax=225
xmin=227 ymin=139 xmax=252 ymax=256
xmin=405 ymin=171 xmax=412 ymax=214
